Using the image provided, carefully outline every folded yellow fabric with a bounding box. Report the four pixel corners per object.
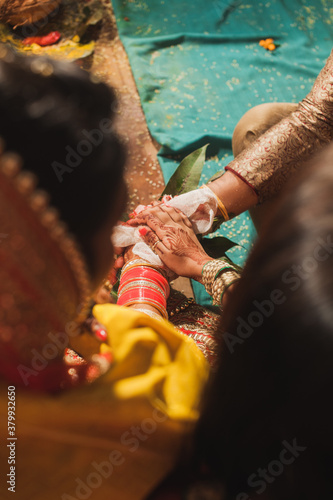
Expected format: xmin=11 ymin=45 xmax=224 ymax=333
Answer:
xmin=71 ymin=304 xmax=209 ymax=422
xmin=0 ymin=304 xmax=209 ymax=500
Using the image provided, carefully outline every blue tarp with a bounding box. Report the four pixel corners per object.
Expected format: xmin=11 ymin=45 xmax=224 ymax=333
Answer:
xmin=111 ymin=0 xmax=333 ymax=305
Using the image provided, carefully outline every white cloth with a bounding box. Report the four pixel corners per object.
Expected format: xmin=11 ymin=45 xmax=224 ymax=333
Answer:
xmin=112 ymin=186 xmax=219 ymax=266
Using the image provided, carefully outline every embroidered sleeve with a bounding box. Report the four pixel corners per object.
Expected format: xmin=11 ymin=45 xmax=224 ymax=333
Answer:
xmin=225 ymin=50 xmax=333 ymax=203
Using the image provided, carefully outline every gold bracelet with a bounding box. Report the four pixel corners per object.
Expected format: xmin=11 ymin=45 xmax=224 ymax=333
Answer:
xmin=120 ymin=299 xmax=168 ymax=320
xmin=202 ymin=259 xmax=241 ymax=305
xmin=212 ymin=271 xmax=240 ymax=306
xmin=202 ymin=259 xmax=235 ymax=295
xmin=130 ymin=307 xmax=164 ymax=321
xmin=219 ymin=277 xmax=240 ymax=305
xmin=120 ymin=259 xmax=164 ymax=279
xmin=201 ymin=184 xmax=229 ymax=221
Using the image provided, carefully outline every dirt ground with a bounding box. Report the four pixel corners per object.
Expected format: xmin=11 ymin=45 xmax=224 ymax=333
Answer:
xmin=80 ymin=0 xmax=165 ymax=214
xmin=86 ymin=1 xmax=193 ymax=296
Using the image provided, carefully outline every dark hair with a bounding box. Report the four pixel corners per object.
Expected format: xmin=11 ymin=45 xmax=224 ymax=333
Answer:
xmin=195 ymin=143 xmax=333 ymax=499
xmin=0 ymin=47 xmax=126 ymax=276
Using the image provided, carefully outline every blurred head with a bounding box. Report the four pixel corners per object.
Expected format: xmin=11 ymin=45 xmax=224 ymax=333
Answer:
xmin=0 ymin=46 xmax=126 ymax=289
xmin=196 ymin=143 xmax=333 ymax=499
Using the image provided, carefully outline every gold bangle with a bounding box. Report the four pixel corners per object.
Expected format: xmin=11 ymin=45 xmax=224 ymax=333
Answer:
xmin=219 ymin=277 xmax=241 ymax=306
xmin=120 ymin=299 xmax=168 ymax=320
xmin=202 ymin=259 xmax=235 ymax=295
xmin=132 ymin=307 xmax=164 ymax=321
xmin=120 ymin=259 xmax=162 ymax=278
xmin=202 ymin=184 xmax=229 ymax=221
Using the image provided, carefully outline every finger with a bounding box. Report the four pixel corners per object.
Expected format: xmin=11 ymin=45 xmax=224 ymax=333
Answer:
xmin=142 ymin=229 xmax=168 ymax=258
xmin=109 ymin=267 xmax=118 ymax=285
xmin=151 ymin=238 xmax=168 ymax=257
xmin=134 ymin=204 xmax=173 ymax=225
xmin=138 ymin=214 xmax=176 ymax=244
xmin=128 ymin=204 xmax=147 ymax=218
xmin=132 ymin=214 xmax=174 ymax=246
xmin=126 ymin=218 xmax=142 ymax=227
xmin=139 ymin=226 xmax=170 ymax=255
xmin=158 ymin=205 xmax=193 ymax=228
xmin=136 ymin=204 xmax=194 ymax=231
xmin=126 ymin=215 xmax=149 ymax=226
xmin=94 ymin=287 xmax=113 ymax=305
xmin=114 ymin=246 xmax=123 ymax=255
xmin=126 ymin=212 xmax=159 ymax=226
xmin=133 ymin=201 xmax=163 ymax=217
xmin=127 ymin=211 xmax=167 ymax=228
xmin=142 ymin=227 xmax=159 ymax=247
xmin=114 ymin=255 xmax=124 ymax=269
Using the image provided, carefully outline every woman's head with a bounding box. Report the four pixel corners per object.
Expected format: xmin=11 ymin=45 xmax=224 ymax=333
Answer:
xmin=0 ymin=46 xmax=126 ymax=287
xmin=196 ymin=143 xmax=333 ymax=499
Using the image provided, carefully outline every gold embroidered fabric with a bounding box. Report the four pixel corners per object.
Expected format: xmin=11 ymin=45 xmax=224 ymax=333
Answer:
xmin=0 ymin=142 xmax=91 ymax=385
xmin=167 ymin=289 xmax=222 ymax=367
xmin=226 ymin=49 xmax=333 ymax=203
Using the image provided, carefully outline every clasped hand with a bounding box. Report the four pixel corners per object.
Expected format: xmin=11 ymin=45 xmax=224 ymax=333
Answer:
xmin=120 ymin=204 xmax=213 ymax=282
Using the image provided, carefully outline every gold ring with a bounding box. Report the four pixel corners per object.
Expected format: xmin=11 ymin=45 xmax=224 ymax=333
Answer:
xmin=152 ymin=241 xmax=159 ymax=253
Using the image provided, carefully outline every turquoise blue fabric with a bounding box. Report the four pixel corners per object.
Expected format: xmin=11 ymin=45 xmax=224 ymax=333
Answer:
xmin=111 ymin=0 xmax=333 ymax=305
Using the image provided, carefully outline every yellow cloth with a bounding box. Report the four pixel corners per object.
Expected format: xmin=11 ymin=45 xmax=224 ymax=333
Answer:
xmin=0 ymin=304 xmax=209 ymax=500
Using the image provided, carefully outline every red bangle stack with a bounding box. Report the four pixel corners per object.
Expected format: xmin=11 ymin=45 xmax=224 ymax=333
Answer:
xmin=117 ymin=262 xmax=170 ymax=319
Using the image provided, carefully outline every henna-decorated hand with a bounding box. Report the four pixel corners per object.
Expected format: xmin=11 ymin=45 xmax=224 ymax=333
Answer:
xmin=111 ymin=203 xmax=164 ymax=273
xmin=130 ymin=205 xmax=213 ymax=281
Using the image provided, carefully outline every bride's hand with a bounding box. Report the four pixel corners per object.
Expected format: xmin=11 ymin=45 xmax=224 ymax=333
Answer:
xmin=129 ymin=205 xmax=213 ymax=281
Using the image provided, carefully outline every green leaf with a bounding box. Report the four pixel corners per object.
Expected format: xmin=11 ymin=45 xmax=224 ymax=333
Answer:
xmin=208 ymin=169 xmax=224 ymax=183
xmin=110 ymin=278 xmax=120 ymax=302
xmin=120 ymin=212 xmax=129 ymax=222
xmin=161 ymin=144 xmax=209 ymax=198
xmin=201 ymin=236 xmax=238 ymax=259
xmin=83 ymin=6 xmax=91 ymax=17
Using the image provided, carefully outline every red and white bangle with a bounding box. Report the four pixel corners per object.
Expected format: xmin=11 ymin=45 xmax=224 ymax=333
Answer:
xmin=117 ymin=262 xmax=169 ymax=319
